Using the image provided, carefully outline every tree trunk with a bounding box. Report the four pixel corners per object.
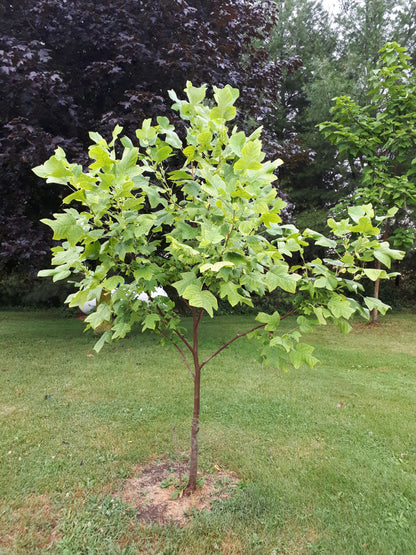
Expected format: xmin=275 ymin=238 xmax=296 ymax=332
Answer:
xmin=187 ymin=363 xmax=201 ymax=493
xmin=185 ymin=307 xmax=202 ymax=494
xmin=372 ymin=262 xmax=381 ymax=324
xmin=371 ymin=218 xmax=390 ymax=325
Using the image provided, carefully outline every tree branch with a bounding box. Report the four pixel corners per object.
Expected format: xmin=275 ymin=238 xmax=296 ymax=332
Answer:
xmin=156 ymin=305 xmax=194 ymax=354
xmin=157 ymin=328 xmax=195 ymax=380
xmin=200 ymin=308 xmax=297 ymax=370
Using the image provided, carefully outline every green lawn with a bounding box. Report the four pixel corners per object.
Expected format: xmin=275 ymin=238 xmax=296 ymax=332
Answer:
xmin=0 ymin=311 xmax=415 ymax=554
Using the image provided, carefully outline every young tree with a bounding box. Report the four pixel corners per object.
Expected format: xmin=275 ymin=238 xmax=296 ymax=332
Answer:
xmin=319 ymin=43 xmax=416 ymax=322
xmin=34 ymin=83 xmax=403 ymax=492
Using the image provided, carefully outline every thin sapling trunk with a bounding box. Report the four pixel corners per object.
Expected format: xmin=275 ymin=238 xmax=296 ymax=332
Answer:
xmin=185 ymin=307 xmax=203 ymax=494
xmin=183 ymin=307 xmax=296 ymax=493
xmin=371 ymin=218 xmax=391 ymax=324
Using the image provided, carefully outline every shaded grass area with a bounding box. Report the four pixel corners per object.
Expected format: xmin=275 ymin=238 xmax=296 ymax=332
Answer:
xmin=0 ymin=311 xmax=415 ymax=553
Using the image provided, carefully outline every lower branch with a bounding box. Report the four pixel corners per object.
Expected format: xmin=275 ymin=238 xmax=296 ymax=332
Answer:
xmin=200 ymin=308 xmax=297 ymax=370
xmin=158 ymin=328 xmax=195 ymax=379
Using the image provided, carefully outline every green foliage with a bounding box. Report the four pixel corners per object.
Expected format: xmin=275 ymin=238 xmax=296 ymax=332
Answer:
xmin=271 ymin=1 xmax=416 ymax=236
xmin=319 ymin=43 xmax=416 ymax=320
xmin=319 ymin=43 xmax=416 ymax=236
xmin=34 ymin=83 xmax=404 ymax=371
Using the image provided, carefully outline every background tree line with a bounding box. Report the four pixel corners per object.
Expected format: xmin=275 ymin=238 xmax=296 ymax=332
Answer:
xmin=1 ymin=0 xmax=415 ymax=308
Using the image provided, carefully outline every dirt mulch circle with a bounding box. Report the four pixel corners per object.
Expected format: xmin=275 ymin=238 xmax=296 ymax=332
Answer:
xmin=119 ymin=460 xmax=240 ymax=527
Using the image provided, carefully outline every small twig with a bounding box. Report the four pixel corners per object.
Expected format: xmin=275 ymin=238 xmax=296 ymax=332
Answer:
xmin=156 ymin=305 xmax=194 ymax=354
xmin=157 ymin=328 xmax=195 ymax=379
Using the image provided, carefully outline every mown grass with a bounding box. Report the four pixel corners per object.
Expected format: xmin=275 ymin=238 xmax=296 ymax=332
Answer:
xmin=0 ymin=310 xmax=415 ymax=554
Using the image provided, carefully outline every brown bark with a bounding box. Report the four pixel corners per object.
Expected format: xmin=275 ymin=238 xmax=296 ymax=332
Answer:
xmin=186 ymin=363 xmax=201 ymax=493
xmin=185 ymin=308 xmax=203 ymax=494
xmin=371 ymin=260 xmax=381 ymax=324
xmin=371 ymin=218 xmax=391 ymax=325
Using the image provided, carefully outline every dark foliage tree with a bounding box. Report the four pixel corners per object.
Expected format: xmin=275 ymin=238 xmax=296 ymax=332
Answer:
xmin=0 ymin=0 xmax=299 ymax=281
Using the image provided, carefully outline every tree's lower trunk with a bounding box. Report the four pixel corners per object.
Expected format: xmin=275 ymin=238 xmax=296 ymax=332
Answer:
xmin=185 ymin=307 xmax=202 ymax=494
xmin=372 ymin=273 xmax=380 ymax=325
xmin=371 ymin=219 xmax=390 ymax=325
xmin=186 ymin=364 xmax=200 ymax=493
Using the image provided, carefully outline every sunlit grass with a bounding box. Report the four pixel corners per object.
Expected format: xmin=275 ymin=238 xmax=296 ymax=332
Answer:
xmin=0 ymin=311 xmax=415 ymax=553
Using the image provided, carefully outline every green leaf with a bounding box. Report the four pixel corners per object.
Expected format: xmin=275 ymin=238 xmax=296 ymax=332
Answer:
xmin=364 ymin=297 xmax=391 ymax=314
xmin=373 ymin=251 xmax=392 ymax=268
xmin=348 ymin=205 xmax=374 ymax=223
xmin=255 ymin=311 xmax=280 ymax=332
xmin=102 ymin=276 xmax=123 ymax=290
xmin=133 ymin=265 xmax=156 ymax=282
xmin=136 ymin=119 xmax=157 ymax=145
xmin=172 ymin=272 xmax=199 ymax=296
xmin=266 ymin=266 xmax=301 ymax=293
xmin=185 ymin=81 xmax=207 ymax=105
xmin=327 ymin=218 xmax=352 ymax=237
xmin=89 ymin=144 xmax=115 ymax=170
xmin=337 ymin=318 xmax=353 ymax=334
xmin=52 ymin=269 xmax=71 ymax=282
xmin=93 ymin=330 xmax=112 ymax=353
xmin=41 ymin=211 xmax=85 ymax=246
xmin=316 ymin=235 xmax=337 ymax=248
xmin=112 ymin=321 xmax=131 ymax=339
xmin=89 ymin=131 xmax=106 ymax=145
xmin=200 ymin=261 xmax=234 ymax=273
xmin=313 ymin=306 xmax=327 ymax=325
xmin=210 ymin=85 xmax=239 ymax=121
xmin=327 ymin=295 xmax=355 ymax=319
xmin=200 ymin=225 xmax=224 ymax=245
xmin=142 ymin=313 xmax=160 ymax=331
xmin=86 ymin=302 xmax=112 ymax=329
xmin=182 ymin=284 xmax=218 ymax=317
xmin=363 ymin=268 xmax=387 ymax=281
xmin=289 ymin=343 xmax=318 ymax=369
xmin=224 ymin=251 xmax=246 ymax=266
xmin=170 ymin=489 xmax=179 ymax=500
xmin=297 ymin=316 xmax=316 ymax=333
xmin=314 ymin=276 xmax=338 ymax=290
xmin=238 ymin=220 xmax=256 ymax=235
xmin=234 ymin=140 xmax=264 ymax=171
xmin=38 ymin=268 xmax=59 ymax=278
xmin=229 ymin=131 xmax=246 ymax=157
xmin=351 ymin=217 xmax=380 ymax=235
xmin=33 ymin=153 xmax=72 ymax=182
xmin=134 ymin=214 xmax=157 ymax=238
xmin=261 ymin=213 xmax=281 ymax=228
xmin=167 ymin=236 xmax=200 ymax=263
xmin=157 ymin=116 xmax=182 ymax=148
xmin=219 ymin=281 xmax=249 ymax=307
xmin=151 ymin=145 xmax=173 ymax=163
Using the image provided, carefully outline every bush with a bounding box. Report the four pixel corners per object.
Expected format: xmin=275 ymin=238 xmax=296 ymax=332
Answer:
xmin=0 ymin=273 xmax=74 ymax=309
